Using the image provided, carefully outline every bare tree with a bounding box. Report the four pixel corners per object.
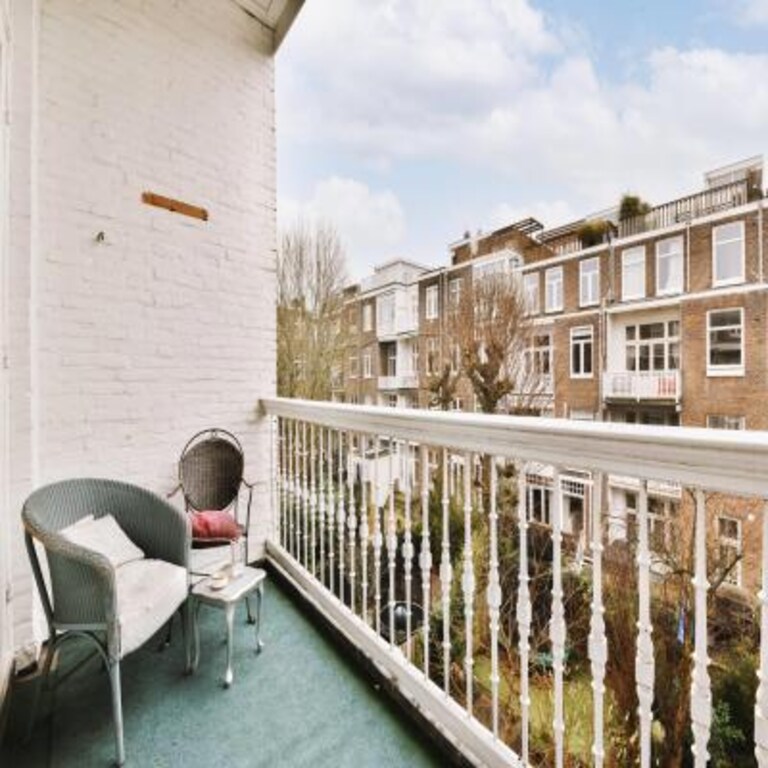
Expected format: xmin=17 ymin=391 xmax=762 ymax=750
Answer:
xmin=277 ymin=218 xmax=347 ymax=400
xmin=449 ymin=269 xmax=550 ymax=415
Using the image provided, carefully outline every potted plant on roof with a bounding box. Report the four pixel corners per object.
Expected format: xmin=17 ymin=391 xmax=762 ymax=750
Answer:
xmin=577 ymin=218 xmax=611 ymax=248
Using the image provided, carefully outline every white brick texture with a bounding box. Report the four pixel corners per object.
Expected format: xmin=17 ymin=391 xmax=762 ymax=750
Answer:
xmin=6 ymin=0 xmax=279 ymax=652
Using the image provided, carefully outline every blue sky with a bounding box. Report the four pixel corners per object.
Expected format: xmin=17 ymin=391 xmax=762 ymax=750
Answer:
xmin=276 ymin=0 xmax=768 ymax=281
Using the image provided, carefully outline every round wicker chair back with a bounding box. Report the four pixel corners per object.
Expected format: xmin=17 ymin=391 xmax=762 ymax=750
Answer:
xmin=179 ymin=430 xmax=244 ymax=512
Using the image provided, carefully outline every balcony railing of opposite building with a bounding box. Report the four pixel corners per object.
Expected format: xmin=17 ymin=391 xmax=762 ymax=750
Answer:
xmin=618 ymin=179 xmax=751 ymax=239
xmin=377 ymin=373 xmax=419 ymax=390
xmin=603 ymin=370 xmax=680 ymax=401
xmin=261 ymin=396 xmax=768 ymax=768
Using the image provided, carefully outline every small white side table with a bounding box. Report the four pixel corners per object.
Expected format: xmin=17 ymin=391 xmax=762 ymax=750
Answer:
xmin=191 ymin=566 xmax=266 ymax=687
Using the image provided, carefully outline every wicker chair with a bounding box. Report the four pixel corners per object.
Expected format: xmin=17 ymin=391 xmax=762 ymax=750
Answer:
xmin=22 ymin=478 xmax=191 ymax=767
xmin=170 ymin=428 xmax=254 ymax=564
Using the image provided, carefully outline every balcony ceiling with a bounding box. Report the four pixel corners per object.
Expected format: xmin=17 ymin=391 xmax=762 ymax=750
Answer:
xmin=234 ymin=0 xmax=304 ymax=49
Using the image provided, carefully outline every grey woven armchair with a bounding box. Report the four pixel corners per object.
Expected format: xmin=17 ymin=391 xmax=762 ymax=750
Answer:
xmin=22 ymin=478 xmax=191 ymax=767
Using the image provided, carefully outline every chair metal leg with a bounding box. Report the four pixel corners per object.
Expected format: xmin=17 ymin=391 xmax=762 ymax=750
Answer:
xmin=25 ymin=634 xmax=57 ymax=742
xmin=107 ymin=659 xmax=125 ymax=767
xmin=181 ymin=601 xmax=192 ymax=674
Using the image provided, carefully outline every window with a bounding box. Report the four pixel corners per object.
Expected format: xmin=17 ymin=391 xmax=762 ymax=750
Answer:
xmin=386 ymin=343 xmax=397 ymax=376
xmin=362 ymin=303 xmax=373 ymax=332
xmin=450 ymin=343 xmax=461 ymax=374
xmin=426 ymin=337 xmax=438 ymax=375
xmin=386 ymin=394 xmax=398 ymax=408
xmin=624 ymin=320 xmax=680 ymax=372
xmin=707 ymin=308 xmax=744 ymax=375
xmin=656 ymin=236 xmax=684 ymax=295
xmin=625 ymin=494 xmax=678 ymax=554
xmin=545 ymin=267 xmax=563 ymax=313
xmin=524 ymin=272 xmax=539 ymax=314
xmin=451 ymin=398 xmax=463 ymax=411
xmin=527 ymin=485 xmax=551 ymax=525
xmin=707 ymin=415 xmax=745 ymax=430
xmin=622 ymin=247 xmax=645 ymax=300
xmin=579 ymin=257 xmax=600 ymax=307
xmin=425 ymin=285 xmax=439 ymax=320
xmin=570 ymin=326 xmax=593 ymax=378
xmin=524 ymin=334 xmax=552 ymax=392
xmin=362 ymin=353 xmax=372 ymax=378
xmin=377 ymin=293 xmax=395 ymax=334
xmin=349 ymin=355 xmax=359 ymax=378
xmin=718 ymin=516 xmax=742 ymax=587
xmin=713 ymin=221 xmax=745 ymax=286
xmin=410 ymin=343 xmax=419 ymax=375
xmin=449 ymin=278 xmax=462 ymax=309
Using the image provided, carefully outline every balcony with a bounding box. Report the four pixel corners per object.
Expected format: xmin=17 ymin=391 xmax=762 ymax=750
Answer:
xmin=376 ymin=312 xmax=419 ymax=340
xmin=603 ymin=370 xmax=680 ymax=402
xmin=378 ymin=373 xmax=419 ymax=390
xmin=262 ymin=397 xmax=768 ymax=767
xmin=3 ymin=577 xmax=443 ymax=767
xmin=618 ymin=179 xmax=751 ymax=238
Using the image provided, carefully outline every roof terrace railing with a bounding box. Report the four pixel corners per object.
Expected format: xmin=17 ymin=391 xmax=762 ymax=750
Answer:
xmin=618 ymin=179 xmax=752 ymax=239
xmin=261 ymin=397 xmax=768 ymax=768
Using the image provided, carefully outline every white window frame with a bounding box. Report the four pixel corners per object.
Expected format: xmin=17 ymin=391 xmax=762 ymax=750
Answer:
xmin=426 ymin=337 xmax=438 ymax=376
xmin=362 ymin=303 xmax=373 ymax=332
xmin=656 ymin=236 xmax=684 ymax=296
xmin=621 ymin=246 xmax=645 ymax=301
xmin=579 ymin=257 xmax=600 ymax=308
xmin=362 ymin=352 xmax=372 ymax=379
xmin=712 ymin=221 xmax=745 ymax=287
xmin=570 ymin=325 xmax=594 ymax=379
xmin=523 ymin=272 xmax=540 ymax=314
xmin=706 ymin=307 xmax=744 ymax=377
xmin=545 ymin=267 xmax=563 ymax=313
xmin=718 ymin=515 xmax=742 ymax=587
xmin=425 ymin=285 xmax=439 ymax=320
xmin=707 ymin=414 xmax=745 ymax=430
xmin=450 ymin=343 xmax=460 ymax=374
xmin=448 ymin=278 xmax=462 ymax=309
xmin=349 ymin=354 xmax=359 ymax=378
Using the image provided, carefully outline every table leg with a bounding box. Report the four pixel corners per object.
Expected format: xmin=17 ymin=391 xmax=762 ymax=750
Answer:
xmin=255 ymin=583 xmax=264 ymax=653
xmin=192 ymin=600 xmax=202 ymax=674
xmin=223 ymin=603 xmax=235 ymax=688
xmin=245 ymin=596 xmax=256 ymax=625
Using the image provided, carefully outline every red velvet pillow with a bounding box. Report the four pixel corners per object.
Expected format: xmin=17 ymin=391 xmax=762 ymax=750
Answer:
xmin=191 ymin=510 xmax=241 ymax=541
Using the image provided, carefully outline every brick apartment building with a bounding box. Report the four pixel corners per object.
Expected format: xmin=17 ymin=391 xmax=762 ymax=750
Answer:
xmin=333 ymin=156 xmax=767 ymax=594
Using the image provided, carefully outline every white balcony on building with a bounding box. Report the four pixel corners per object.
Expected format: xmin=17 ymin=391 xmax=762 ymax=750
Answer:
xmin=604 ymin=310 xmax=682 ymax=404
xmin=603 ymin=370 xmax=681 ymax=401
xmin=378 ymin=373 xmax=419 ymax=390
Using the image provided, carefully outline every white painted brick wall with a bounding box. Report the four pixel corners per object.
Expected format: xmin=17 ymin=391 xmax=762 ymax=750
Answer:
xmin=8 ymin=0 xmax=279 ymax=652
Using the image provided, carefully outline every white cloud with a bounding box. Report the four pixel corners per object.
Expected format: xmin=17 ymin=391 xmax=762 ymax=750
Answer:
xmin=737 ymin=0 xmax=768 ymax=24
xmin=280 ymin=1 xmax=768 ymax=237
xmin=279 ymin=177 xmax=406 ymax=280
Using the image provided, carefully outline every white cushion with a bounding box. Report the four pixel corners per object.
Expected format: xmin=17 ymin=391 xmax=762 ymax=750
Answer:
xmin=116 ymin=559 xmax=188 ymax=657
xmin=61 ymin=514 xmax=145 ymax=569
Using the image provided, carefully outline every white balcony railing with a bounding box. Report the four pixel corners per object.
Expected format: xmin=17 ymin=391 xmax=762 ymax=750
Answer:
xmin=261 ymin=397 xmax=768 ymax=768
xmin=377 ymin=373 xmax=418 ymax=390
xmin=603 ymin=370 xmax=681 ymax=401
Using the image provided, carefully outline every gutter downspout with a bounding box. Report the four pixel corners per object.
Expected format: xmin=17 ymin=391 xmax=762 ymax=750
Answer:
xmin=758 ymin=197 xmax=764 ymax=284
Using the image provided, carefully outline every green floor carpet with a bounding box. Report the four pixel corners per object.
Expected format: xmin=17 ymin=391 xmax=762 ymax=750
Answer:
xmin=1 ymin=577 xmax=446 ymax=768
